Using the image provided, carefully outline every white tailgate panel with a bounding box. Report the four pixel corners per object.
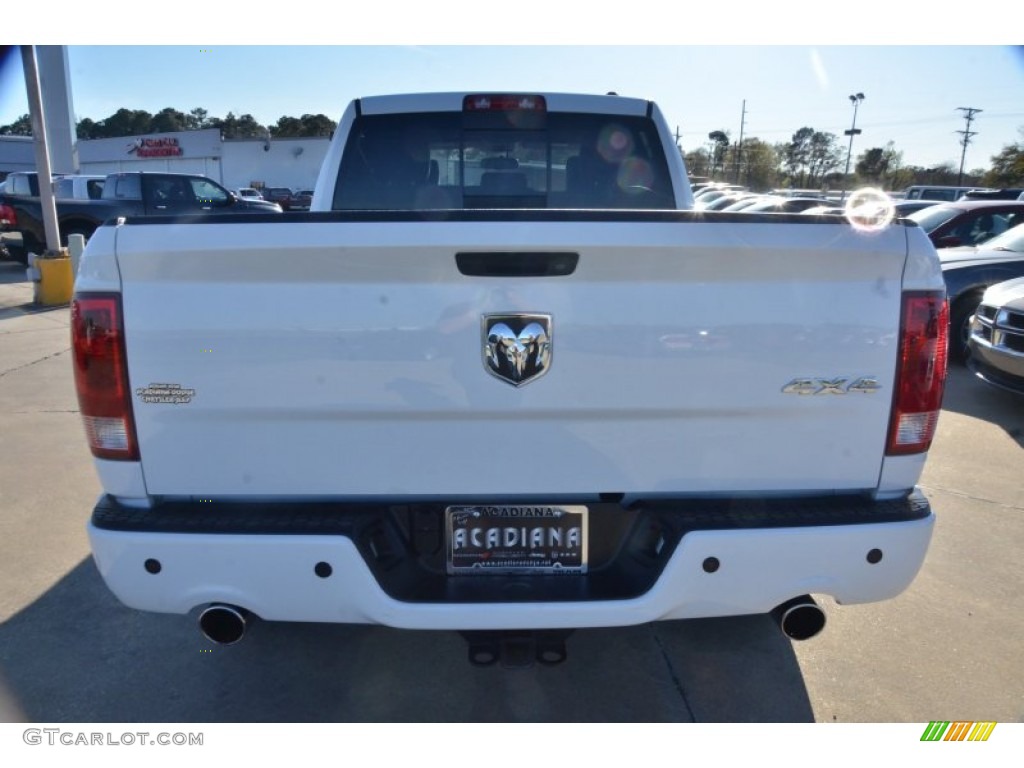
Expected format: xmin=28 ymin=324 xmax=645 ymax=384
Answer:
xmin=115 ymin=219 xmax=907 ymax=497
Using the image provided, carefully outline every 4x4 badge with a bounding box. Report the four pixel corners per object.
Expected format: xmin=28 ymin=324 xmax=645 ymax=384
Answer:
xmin=782 ymin=377 xmax=881 ymax=395
xmin=483 ymin=314 xmax=552 ymax=387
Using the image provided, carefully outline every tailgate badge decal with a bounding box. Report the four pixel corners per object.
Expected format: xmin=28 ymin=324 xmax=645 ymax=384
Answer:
xmin=483 ymin=314 xmax=552 ymax=387
xmin=782 ymin=377 xmax=881 ymax=395
xmin=136 ymin=382 xmax=196 ymax=405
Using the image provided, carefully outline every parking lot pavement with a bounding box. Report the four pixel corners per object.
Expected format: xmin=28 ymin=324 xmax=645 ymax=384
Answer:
xmin=0 ymin=257 xmax=1021 ymax=722
xmin=795 ymin=369 xmax=1024 ymax=722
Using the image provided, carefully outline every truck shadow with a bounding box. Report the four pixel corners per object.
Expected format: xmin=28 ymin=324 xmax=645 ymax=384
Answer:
xmin=0 ymin=259 xmax=28 ymax=285
xmin=940 ymin=364 xmax=1024 ymax=446
xmin=0 ymin=558 xmax=814 ymax=723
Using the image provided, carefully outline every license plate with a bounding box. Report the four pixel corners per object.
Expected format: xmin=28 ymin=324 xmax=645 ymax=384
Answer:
xmin=446 ymin=505 xmax=588 ymax=575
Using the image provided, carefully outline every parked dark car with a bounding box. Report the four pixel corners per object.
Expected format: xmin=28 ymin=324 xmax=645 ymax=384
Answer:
xmin=907 ymin=199 xmax=1024 ymax=249
xmin=939 ymin=223 xmax=1024 ymax=361
xmin=0 ymin=172 xmax=282 ymax=264
xmin=261 ymin=187 xmax=295 ymax=210
xmin=289 ymin=189 xmax=313 ymax=211
xmin=967 ymin=276 xmax=1024 ymax=394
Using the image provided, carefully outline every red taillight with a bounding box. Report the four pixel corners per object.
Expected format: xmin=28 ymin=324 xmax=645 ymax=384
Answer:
xmin=0 ymin=203 xmax=15 ymax=226
xmin=886 ymin=291 xmax=948 ymax=455
xmin=71 ymin=293 xmax=139 ymax=461
xmin=463 ymin=94 xmax=547 ymax=112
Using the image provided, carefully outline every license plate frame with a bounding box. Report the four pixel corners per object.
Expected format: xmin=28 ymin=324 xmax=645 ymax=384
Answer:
xmin=445 ymin=505 xmax=588 ymax=575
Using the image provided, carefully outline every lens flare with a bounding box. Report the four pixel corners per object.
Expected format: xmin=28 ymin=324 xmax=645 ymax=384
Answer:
xmin=844 ymin=187 xmax=894 ymax=233
xmin=617 ymin=157 xmax=654 ymax=192
xmin=810 ymin=49 xmax=829 ymax=90
xmin=597 ymin=123 xmax=634 ymax=163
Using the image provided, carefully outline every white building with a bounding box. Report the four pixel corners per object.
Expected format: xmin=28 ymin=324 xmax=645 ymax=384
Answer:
xmin=220 ymin=137 xmax=329 ymax=192
xmin=77 ymin=129 xmax=225 ymax=178
xmin=0 ymin=136 xmax=37 ymax=176
xmin=2 ymin=130 xmax=331 ymax=192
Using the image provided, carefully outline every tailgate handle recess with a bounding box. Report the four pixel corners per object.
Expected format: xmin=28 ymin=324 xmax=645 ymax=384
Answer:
xmin=456 ymin=252 xmax=579 ymax=278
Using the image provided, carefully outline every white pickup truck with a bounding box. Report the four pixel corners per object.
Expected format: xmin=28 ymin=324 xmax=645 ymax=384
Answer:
xmin=73 ymin=92 xmax=948 ymax=665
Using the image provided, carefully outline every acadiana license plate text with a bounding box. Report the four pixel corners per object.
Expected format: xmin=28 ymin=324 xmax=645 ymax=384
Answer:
xmin=445 ymin=505 xmax=588 ymax=575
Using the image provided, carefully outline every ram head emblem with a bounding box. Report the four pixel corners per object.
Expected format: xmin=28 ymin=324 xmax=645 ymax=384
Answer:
xmin=483 ymin=314 xmax=553 ymax=387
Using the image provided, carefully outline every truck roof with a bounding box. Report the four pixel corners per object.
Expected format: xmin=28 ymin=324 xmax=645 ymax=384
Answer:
xmin=357 ymin=92 xmax=652 ymax=117
xmin=106 ymin=171 xmax=210 ymax=178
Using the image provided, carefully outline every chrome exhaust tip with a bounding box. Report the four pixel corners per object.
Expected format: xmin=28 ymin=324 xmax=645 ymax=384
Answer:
xmin=198 ymin=604 xmax=249 ymax=645
xmin=771 ymin=595 xmax=826 ymax=641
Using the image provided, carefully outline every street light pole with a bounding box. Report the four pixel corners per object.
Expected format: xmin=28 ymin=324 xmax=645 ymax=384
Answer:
xmin=841 ymin=92 xmax=865 ymax=202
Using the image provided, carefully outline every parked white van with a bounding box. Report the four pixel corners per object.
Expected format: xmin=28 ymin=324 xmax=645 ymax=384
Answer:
xmin=902 ymin=185 xmax=987 ymax=202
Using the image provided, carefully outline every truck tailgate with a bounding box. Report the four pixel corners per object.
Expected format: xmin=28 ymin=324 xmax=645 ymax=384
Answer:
xmin=113 ymin=217 xmax=908 ymax=498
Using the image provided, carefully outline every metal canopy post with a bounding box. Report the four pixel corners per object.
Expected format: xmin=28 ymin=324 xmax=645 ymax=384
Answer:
xmin=21 ymin=45 xmax=61 ymax=254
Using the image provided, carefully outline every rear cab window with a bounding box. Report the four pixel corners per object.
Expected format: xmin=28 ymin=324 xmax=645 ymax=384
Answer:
xmin=105 ymin=175 xmax=142 ymax=200
xmin=332 ymin=99 xmax=675 ymax=210
xmin=12 ymin=174 xmax=35 ymax=196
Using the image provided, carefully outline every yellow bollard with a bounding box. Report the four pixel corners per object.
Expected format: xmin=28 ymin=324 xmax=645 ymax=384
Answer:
xmin=36 ymin=254 xmax=74 ymax=306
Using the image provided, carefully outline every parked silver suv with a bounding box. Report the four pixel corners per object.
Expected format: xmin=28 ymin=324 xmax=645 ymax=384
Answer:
xmin=968 ymin=276 xmax=1024 ymax=395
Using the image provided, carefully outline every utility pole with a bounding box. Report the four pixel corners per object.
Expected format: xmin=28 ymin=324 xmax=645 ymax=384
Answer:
xmin=956 ymin=107 xmax=982 ymax=187
xmin=841 ymin=92 xmax=865 ymax=203
xmin=674 ymin=125 xmax=685 ymax=167
xmin=734 ymin=100 xmax=746 ymax=184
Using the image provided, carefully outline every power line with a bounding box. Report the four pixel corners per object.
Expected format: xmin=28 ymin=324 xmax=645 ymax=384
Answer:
xmin=956 ymin=107 xmax=982 ymax=187
xmin=676 ymin=112 xmax=1024 ymax=141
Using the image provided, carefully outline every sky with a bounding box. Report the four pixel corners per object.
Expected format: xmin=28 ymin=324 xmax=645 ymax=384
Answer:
xmin=2 ymin=23 xmax=1023 ymax=174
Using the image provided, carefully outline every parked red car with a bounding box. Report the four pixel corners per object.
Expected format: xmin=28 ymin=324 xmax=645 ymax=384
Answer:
xmin=261 ymin=187 xmax=294 ymax=210
xmin=908 ymin=200 xmax=1024 ymax=249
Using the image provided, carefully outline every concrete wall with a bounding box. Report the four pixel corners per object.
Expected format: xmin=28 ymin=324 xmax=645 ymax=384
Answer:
xmin=221 ymin=138 xmax=329 ymax=191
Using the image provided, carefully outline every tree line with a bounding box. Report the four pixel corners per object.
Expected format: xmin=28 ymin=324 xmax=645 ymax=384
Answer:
xmin=687 ymin=126 xmax=1024 ymax=191
xmin=3 ymin=108 xmax=1021 ymax=191
xmin=0 ymin=107 xmax=337 ymax=140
